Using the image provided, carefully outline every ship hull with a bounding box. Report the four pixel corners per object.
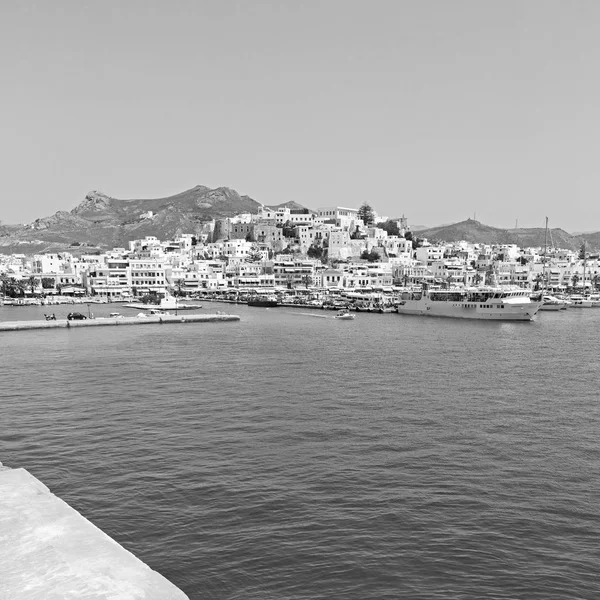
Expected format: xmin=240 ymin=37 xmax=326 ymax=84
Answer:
xmin=247 ymin=299 xmax=279 ymax=307
xmin=397 ymin=300 xmax=542 ymax=321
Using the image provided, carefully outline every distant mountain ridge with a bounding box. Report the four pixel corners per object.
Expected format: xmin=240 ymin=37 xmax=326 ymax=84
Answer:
xmin=416 ymin=219 xmax=600 ymax=252
xmin=0 ymin=186 xmax=302 ymax=254
xmin=1 ymin=188 xmax=599 ymax=254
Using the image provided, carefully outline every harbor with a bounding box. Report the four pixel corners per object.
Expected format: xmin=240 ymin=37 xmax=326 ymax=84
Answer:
xmin=3 ymin=302 xmax=599 ymax=598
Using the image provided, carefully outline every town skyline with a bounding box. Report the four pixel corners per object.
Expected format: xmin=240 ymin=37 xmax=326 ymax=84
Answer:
xmin=2 ymin=183 xmax=599 ymax=237
xmin=3 ymin=2 xmax=600 ymax=231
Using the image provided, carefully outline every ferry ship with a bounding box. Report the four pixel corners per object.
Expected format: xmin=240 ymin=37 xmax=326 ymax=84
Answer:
xmin=397 ymin=287 xmax=543 ymax=321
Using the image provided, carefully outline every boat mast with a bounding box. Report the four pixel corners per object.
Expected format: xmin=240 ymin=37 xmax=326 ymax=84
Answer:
xmin=582 ymin=241 xmax=587 ymax=294
xmin=543 ymin=216 xmax=548 ymax=293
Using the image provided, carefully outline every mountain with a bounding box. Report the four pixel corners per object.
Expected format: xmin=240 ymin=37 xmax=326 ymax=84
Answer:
xmin=266 ymin=201 xmax=309 ymax=212
xmin=417 ymin=219 xmax=599 ymax=252
xmin=0 ymin=186 xmax=267 ymax=254
xmin=2 ymin=191 xmax=599 ymax=255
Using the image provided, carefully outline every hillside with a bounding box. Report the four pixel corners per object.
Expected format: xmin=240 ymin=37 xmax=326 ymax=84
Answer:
xmin=417 ymin=219 xmax=599 ymax=252
xmin=0 ymin=186 xmax=265 ymax=254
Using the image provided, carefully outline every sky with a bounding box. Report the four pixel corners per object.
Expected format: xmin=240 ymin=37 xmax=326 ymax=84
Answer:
xmin=2 ymin=0 xmax=600 ymax=232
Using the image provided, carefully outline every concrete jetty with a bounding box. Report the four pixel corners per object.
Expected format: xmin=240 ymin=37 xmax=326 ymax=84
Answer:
xmin=0 ymin=464 xmax=189 ymax=599
xmin=0 ymin=313 xmax=240 ymax=332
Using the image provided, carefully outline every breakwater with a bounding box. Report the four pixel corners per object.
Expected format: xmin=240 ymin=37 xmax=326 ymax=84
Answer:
xmin=0 ymin=313 xmax=240 ymax=332
xmin=0 ymin=463 xmax=188 ymax=599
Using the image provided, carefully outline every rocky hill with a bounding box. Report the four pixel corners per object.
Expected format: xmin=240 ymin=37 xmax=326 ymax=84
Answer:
xmin=416 ymin=219 xmax=600 ymax=252
xmin=0 ymin=186 xmax=299 ymax=254
xmin=3 ymin=190 xmax=599 ymax=255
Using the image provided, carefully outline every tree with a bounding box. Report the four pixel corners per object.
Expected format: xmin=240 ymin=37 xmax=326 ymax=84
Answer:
xmin=173 ymin=278 xmax=185 ymax=297
xmin=307 ymin=245 xmax=323 ymax=259
xmin=533 ymin=273 xmax=544 ymax=291
xmin=404 ymin=231 xmax=413 ymax=241
xmin=0 ymin=274 xmax=9 ymax=297
xmin=377 ymin=220 xmax=400 ymax=236
xmin=41 ymin=277 xmax=55 ymax=290
xmin=139 ymin=293 xmax=160 ymax=305
xmin=357 ymin=202 xmax=375 ymax=226
xmin=27 ymin=275 xmax=38 ymax=295
xmin=245 ymin=243 xmax=264 ymax=263
xmin=579 ymin=242 xmax=587 ymax=260
xmin=5 ymin=278 xmax=26 ymax=297
xmin=282 ymin=221 xmax=296 ymax=238
xmin=360 ymin=249 xmax=380 ymax=262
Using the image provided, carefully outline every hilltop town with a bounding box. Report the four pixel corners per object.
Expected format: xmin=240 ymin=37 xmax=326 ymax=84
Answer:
xmin=1 ymin=198 xmax=599 ymax=300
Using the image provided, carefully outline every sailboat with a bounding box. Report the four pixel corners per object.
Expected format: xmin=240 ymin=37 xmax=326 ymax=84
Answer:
xmin=539 ymin=217 xmax=567 ymax=311
xmin=568 ymin=241 xmax=593 ymax=307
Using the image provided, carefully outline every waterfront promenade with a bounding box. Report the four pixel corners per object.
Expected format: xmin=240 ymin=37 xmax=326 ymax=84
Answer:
xmin=0 ymin=463 xmax=188 ymax=600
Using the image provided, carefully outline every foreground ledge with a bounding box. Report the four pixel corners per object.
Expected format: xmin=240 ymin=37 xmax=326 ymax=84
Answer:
xmin=0 ymin=465 xmax=189 ymax=600
xmin=0 ymin=313 xmax=240 ymax=331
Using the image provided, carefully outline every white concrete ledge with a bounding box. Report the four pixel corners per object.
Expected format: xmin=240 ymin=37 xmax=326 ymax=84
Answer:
xmin=0 ymin=465 xmax=189 ymax=600
xmin=0 ymin=313 xmax=240 ymax=331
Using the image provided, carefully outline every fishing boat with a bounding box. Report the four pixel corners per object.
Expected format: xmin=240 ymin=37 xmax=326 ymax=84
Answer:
xmin=397 ymin=286 xmax=542 ymax=321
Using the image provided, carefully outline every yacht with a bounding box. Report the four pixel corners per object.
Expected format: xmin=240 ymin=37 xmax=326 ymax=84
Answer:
xmin=397 ymin=287 xmax=542 ymax=321
xmin=124 ymin=294 xmax=200 ymax=311
xmin=569 ymin=295 xmax=593 ymax=308
xmin=539 ymin=295 xmax=566 ymax=311
xmin=586 ymin=293 xmax=600 ymax=307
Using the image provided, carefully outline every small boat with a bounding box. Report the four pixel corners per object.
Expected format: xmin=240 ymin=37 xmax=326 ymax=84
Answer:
xmin=569 ymin=295 xmax=593 ymax=308
xmin=334 ymin=311 xmax=355 ymax=320
xmin=147 ymin=308 xmax=173 ymax=315
xmin=247 ymin=296 xmax=279 ymax=308
xmin=586 ymin=294 xmax=600 ymax=307
xmin=539 ymin=295 xmax=564 ymax=311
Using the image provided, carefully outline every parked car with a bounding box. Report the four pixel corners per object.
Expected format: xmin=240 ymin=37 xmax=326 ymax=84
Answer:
xmin=67 ymin=312 xmax=87 ymax=320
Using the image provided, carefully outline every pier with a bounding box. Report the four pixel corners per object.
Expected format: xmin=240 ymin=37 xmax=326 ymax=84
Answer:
xmin=0 ymin=463 xmax=188 ymax=599
xmin=0 ymin=313 xmax=240 ymax=332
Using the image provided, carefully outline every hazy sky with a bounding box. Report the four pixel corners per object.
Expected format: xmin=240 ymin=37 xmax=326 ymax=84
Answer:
xmin=2 ymin=0 xmax=600 ymax=231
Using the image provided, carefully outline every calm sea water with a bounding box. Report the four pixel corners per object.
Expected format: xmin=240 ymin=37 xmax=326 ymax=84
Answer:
xmin=1 ymin=302 xmax=600 ymax=599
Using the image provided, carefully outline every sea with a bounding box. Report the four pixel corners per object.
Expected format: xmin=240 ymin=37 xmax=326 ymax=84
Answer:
xmin=1 ymin=301 xmax=600 ymax=599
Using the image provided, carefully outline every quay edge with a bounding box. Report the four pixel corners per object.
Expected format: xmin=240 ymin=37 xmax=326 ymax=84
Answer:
xmin=0 ymin=313 xmax=240 ymax=332
xmin=0 ymin=463 xmax=189 ymax=600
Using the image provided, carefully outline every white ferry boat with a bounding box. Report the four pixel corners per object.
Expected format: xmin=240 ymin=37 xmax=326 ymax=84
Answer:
xmin=397 ymin=287 xmax=542 ymax=321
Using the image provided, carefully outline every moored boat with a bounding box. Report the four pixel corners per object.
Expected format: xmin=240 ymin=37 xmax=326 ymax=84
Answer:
xmin=124 ymin=295 xmax=200 ymax=311
xmin=539 ymin=295 xmax=566 ymax=311
xmin=247 ymin=296 xmax=279 ymax=308
xmin=569 ymin=295 xmax=593 ymax=308
xmin=397 ymin=286 xmax=542 ymax=321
